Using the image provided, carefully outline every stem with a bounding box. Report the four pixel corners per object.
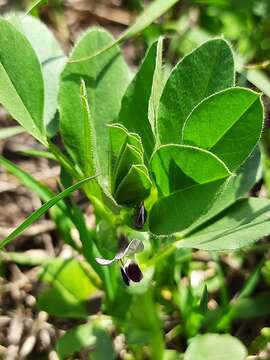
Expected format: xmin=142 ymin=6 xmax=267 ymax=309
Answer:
xmin=145 ymin=243 xmax=176 ymax=268
xmin=48 ymin=140 xmax=82 ymax=180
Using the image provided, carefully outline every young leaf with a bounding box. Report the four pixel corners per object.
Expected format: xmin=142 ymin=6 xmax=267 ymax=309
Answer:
xmin=119 ymin=39 xmax=162 ymax=159
xmin=0 ymin=18 xmax=46 ymax=145
xmin=37 ymin=258 xmax=97 ymax=318
xmin=157 ymin=38 xmax=235 ymax=145
xmin=7 ymin=14 xmax=66 ymax=134
xmin=0 ymin=175 xmax=96 ymax=248
xmin=108 ymin=123 xmax=143 ymax=184
xmin=182 ymin=87 xmax=263 ymax=171
xmin=151 ymin=144 xmax=231 ymax=196
xmin=177 ymin=197 xmax=270 ymax=251
xmin=113 ymin=143 xmax=144 ymax=192
xmin=115 ymin=164 xmax=152 ymax=205
xmin=184 ymin=334 xmax=247 ymax=360
xmin=59 ymin=28 xmax=130 ymax=182
xmin=149 ymin=180 xmax=224 ymax=235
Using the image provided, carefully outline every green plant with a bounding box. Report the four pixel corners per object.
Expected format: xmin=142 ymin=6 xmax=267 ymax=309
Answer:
xmin=0 ymin=6 xmax=269 ymax=359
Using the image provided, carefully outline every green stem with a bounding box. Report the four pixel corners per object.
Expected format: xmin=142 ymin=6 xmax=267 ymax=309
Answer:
xmin=48 ymin=140 xmax=82 ymax=180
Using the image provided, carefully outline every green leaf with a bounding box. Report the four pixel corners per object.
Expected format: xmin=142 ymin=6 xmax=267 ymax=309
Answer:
xmin=151 ymin=144 xmax=231 ymax=196
xmin=184 ymin=334 xmax=247 ymax=360
xmin=113 ymin=143 xmax=144 ymax=192
xmin=182 ymin=87 xmax=263 ymax=171
xmin=185 ymin=146 xmax=261 ymax=233
xmin=37 ymin=258 xmax=97 ymax=318
xmin=149 ymin=180 xmax=224 ymax=235
xmin=0 ymin=18 xmax=46 ymax=145
xmin=0 ymin=154 xmax=78 ymax=249
xmin=119 ymin=40 xmax=162 ymax=159
xmin=0 ymin=175 xmax=96 ymax=248
xmin=7 ymin=14 xmax=66 ymax=134
xmin=56 ymin=319 xmax=116 ymax=359
xmin=124 ymin=289 xmax=164 ymax=359
xmin=115 ymin=164 xmax=152 ymax=205
xmin=69 ymin=0 xmax=178 ymax=64
xmin=148 ymin=37 xmax=164 ymax=136
xmin=0 ymin=126 xmax=24 ymax=140
xmin=108 ymin=123 xmax=143 ymax=184
xmin=24 ymin=0 xmax=47 ymax=16
xmin=157 ymin=39 xmax=235 ymax=145
xmin=120 ymin=0 xmax=178 ymax=42
xmin=177 ymin=197 xmax=270 ymax=251
xmin=59 ymin=28 xmax=130 ymax=183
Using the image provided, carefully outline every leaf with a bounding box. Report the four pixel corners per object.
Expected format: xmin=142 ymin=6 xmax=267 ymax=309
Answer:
xmin=113 ymin=143 xmax=144 ymax=192
xmin=184 ymin=334 xmax=247 ymax=360
xmin=78 ymin=79 xmax=98 ymax=176
xmin=7 ymin=14 xmax=66 ymax=134
xmin=69 ymin=0 xmax=178 ymax=64
xmin=108 ymin=123 xmax=143 ymax=185
xmin=185 ymin=146 xmax=262 ymax=234
xmin=120 ymin=0 xmax=178 ymax=42
xmin=149 ymin=180 xmax=224 ymax=235
xmin=157 ymin=39 xmax=235 ymax=145
xmin=0 ymin=18 xmax=46 ymax=145
xmin=0 ymin=154 xmax=78 ymax=249
xmin=59 ymin=28 xmax=130 ymax=183
xmin=115 ymin=164 xmax=152 ymax=205
xmin=151 ymin=144 xmax=231 ymax=196
xmin=124 ymin=289 xmax=164 ymax=359
xmin=233 ymin=292 xmax=270 ymax=319
xmin=182 ymin=87 xmax=263 ymax=171
xmin=37 ymin=258 xmax=97 ymax=318
xmin=0 ymin=175 xmax=96 ymax=248
xmin=0 ymin=126 xmax=24 ymax=140
xmin=24 ymin=0 xmax=47 ymax=16
xmin=56 ymin=319 xmax=116 ymax=360
xmin=56 ymin=322 xmax=96 ymax=359
xmin=119 ymin=40 xmax=161 ymax=159
xmin=148 ymin=37 xmax=164 ymax=136
xmin=177 ymin=197 xmax=270 ymax=251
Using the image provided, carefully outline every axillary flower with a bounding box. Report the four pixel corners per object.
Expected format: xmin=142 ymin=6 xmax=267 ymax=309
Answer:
xmin=95 ymin=239 xmax=144 ymax=286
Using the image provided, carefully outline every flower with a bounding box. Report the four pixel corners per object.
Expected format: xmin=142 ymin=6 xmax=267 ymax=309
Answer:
xmin=134 ymin=202 xmax=147 ymax=229
xmin=95 ymin=239 xmax=144 ymax=286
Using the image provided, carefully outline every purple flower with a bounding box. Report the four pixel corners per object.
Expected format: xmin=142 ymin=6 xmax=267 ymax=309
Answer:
xmin=134 ymin=202 xmax=147 ymax=229
xmin=95 ymin=239 xmax=144 ymax=286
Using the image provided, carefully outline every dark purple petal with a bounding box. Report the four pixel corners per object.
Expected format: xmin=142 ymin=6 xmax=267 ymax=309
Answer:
xmin=120 ymin=267 xmax=130 ymax=286
xmin=134 ymin=202 xmax=147 ymax=229
xmin=125 ymin=261 xmax=143 ymax=283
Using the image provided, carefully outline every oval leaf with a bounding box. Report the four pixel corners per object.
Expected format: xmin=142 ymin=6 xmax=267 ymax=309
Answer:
xmin=59 ymin=28 xmax=131 ymax=182
xmin=184 ymin=333 xmax=247 ymax=360
xmin=182 ymin=87 xmax=263 ymax=171
xmin=0 ymin=18 xmax=46 ymax=145
xmin=178 ymin=197 xmax=270 ymax=251
xmin=8 ymin=14 xmax=66 ymax=135
xmin=149 ymin=180 xmax=224 ymax=235
xmin=151 ymin=144 xmax=231 ymax=196
xmin=157 ymin=38 xmax=235 ymax=145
